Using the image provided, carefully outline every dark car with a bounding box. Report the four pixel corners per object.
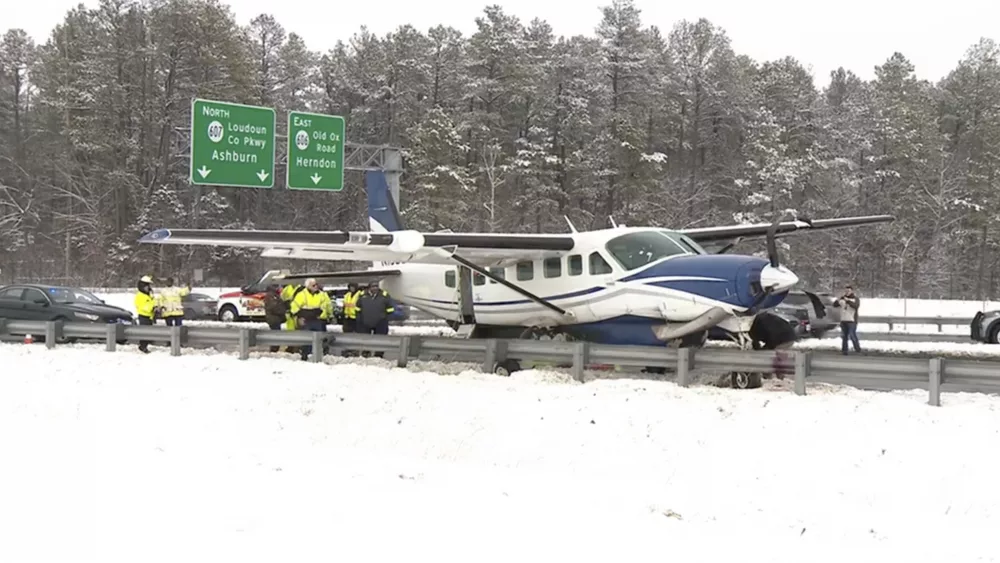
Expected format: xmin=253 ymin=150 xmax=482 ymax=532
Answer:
xmin=153 ymin=291 xmax=217 ymax=321
xmin=0 ymin=284 xmax=133 ymax=341
xmin=971 ymin=310 xmax=1000 ymax=344
xmin=780 ymin=289 xmax=840 ymax=337
xmin=708 ymin=306 xmax=808 ymax=344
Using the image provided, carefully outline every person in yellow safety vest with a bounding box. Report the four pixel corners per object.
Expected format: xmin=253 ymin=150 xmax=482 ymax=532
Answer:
xmin=157 ymin=277 xmax=190 ymax=326
xmin=134 ymin=275 xmax=160 ymax=354
xmin=340 ymin=282 xmax=363 ymax=357
xmin=280 ymin=282 xmax=303 ymax=353
xmin=290 ymin=278 xmax=332 ymax=361
xmin=342 ymin=282 xmax=361 ymax=333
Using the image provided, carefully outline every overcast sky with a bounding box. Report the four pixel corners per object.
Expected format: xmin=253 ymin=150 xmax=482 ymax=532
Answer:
xmin=9 ymin=0 xmax=997 ymax=83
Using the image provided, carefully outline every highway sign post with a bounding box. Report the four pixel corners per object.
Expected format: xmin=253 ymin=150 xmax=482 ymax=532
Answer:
xmin=189 ymin=98 xmax=276 ymax=188
xmin=286 ymin=111 xmax=345 ymax=191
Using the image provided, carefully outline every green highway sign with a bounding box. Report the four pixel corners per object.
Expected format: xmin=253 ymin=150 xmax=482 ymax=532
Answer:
xmin=286 ymin=111 xmax=345 ymax=191
xmin=189 ymin=98 xmax=276 ymax=188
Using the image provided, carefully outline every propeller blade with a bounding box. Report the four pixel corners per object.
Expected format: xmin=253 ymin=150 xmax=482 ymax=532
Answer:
xmin=766 ymin=211 xmax=793 ymax=268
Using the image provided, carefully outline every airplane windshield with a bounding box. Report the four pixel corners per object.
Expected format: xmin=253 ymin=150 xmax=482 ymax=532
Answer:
xmin=605 ymin=231 xmax=692 ymax=271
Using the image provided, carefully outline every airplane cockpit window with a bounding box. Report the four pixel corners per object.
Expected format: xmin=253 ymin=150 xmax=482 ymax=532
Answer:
xmin=606 ymin=231 xmax=690 ymax=271
xmin=445 ymin=270 xmax=456 ymax=288
xmin=589 ymin=252 xmax=613 ymax=275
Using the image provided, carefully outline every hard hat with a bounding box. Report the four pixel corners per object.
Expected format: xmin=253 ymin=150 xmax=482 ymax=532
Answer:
xmin=139 ymin=275 xmax=153 ymax=283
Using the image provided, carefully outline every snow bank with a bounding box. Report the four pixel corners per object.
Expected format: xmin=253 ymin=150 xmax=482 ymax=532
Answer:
xmin=2 ymin=344 xmax=999 ymax=562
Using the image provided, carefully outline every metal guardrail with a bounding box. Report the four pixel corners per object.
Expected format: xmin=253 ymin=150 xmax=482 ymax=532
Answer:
xmin=862 ymin=315 xmax=971 ymax=331
xmin=2 ymin=320 xmax=999 ymax=407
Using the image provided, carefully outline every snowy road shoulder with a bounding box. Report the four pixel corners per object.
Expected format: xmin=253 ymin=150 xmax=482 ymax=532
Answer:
xmin=2 ymin=344 xmax=1000 ymax=562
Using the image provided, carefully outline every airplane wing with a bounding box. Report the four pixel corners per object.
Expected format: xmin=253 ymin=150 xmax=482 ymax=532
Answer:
xmin=678 ymin=215 xmax=894 ymax=249
xmin=273 ymin=269 xmax=402 ymax=284
xmin=138 ymin=228 xmax=575 ymax=267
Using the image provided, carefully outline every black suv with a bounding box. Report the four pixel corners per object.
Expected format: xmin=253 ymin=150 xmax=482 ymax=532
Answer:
xmin=0 ymin=284 xmax=134 ymax=326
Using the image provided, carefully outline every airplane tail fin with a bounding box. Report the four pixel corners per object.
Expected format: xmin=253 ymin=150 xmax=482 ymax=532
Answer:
xmin=365 ymin=171 xmax=403 ymax=272
xmin=366 ymin=170 xmax=403 ymax=233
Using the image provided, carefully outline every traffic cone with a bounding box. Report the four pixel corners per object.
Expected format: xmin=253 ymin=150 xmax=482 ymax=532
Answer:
xmin=24 ymin=333 xmax=33 ymax=344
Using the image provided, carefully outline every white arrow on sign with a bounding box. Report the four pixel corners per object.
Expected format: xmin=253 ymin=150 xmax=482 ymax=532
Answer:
xmin=197 ymin=166 xmax=211 ymax=178
xmin=310 ymin=173 xmax=322 ymax=184
xmin=257 ymin=170 xmax=269 ymax=182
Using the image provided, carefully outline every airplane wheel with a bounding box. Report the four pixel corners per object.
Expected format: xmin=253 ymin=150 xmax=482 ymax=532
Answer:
xmin=731 ymin=372 xmax=763 ymax=389
xmin=493 ymin=359 xmax=521 ymax=377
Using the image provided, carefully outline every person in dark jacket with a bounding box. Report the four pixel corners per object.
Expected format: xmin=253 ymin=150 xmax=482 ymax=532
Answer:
xmin=356 ymin=281 xmax=394 ymax=357
xmin=262 ymin=284 xmax=287 ymax=353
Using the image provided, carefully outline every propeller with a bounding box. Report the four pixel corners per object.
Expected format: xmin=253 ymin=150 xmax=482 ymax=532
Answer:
xmin=765 ymin=211 xmax=791 ymax=268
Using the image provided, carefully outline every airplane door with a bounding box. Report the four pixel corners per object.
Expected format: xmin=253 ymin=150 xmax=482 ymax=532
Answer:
xmin=583 ymin=251 xmax=618 ymax=320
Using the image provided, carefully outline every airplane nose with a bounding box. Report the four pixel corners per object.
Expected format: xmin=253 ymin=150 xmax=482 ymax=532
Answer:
xmin=760 ymin=264 xmax=799 ymax=292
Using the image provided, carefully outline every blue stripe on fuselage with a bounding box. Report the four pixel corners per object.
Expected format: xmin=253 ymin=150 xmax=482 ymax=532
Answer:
xmin=622 ymin=254 xmax=767 ymax=307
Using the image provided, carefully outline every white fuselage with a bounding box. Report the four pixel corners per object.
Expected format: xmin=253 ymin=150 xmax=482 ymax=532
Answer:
xmin=369 ymin=227 xmax=798 ymax=334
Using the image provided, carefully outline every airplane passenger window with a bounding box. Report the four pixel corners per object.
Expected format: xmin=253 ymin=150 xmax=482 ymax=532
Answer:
xmin=445 ymin=270 xmax=456 ymax=288
xmin=473 ymin=271 xmax=486 ymax=286
xmin=516 ymin=261 xmax=534 ymax=281
xmin=605 ymin=231 xmax=688 ymax=271
xmin=589 ymin=252 xmax=612 ymax=275
xmin=488 ymin=266 xmax=505 ymax=284
xmin=568 ymin=255 xmax=583 ymax=276
xmin=543 ymin=257 xmax=561 ymax=278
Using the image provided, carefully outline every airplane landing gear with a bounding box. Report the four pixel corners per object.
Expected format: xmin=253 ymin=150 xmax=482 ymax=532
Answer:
xmin=728 ymin=331 xmax=763 ymax=390
xmin=519 ymin=326 xmax=571 ymax=341
xmin=725 ymin=312 xmax=797 ymax=389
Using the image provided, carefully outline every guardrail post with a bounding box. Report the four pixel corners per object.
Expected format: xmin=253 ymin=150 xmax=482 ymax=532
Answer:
xmin=238 ymin=328 xmax=252 ymax=360
xmin=483 ymin=339 xmax=498 ymax=373
xmin=794 ymin=352 xmax=810 ymax=396
xmin=169 ymin=326 xmax=182 ymax=356
xmin=571 ymin=342 xmax=588 ymax=382
xmin=928 ymin=357 xmax=942 ymax=407
xmin=936 ymin=318 xmax=943 ymax=333
xmin=45 ymin=320 xmax=61 ymax=349
xmin=310 ymin=332 xmax=324 ymax=363
xmin=0 ymin=318 xmax=7 ymax=336
xmin=483 ymin=339 xmax=508 ymax=373
xmin=676 ymin=347 xmax=693 ymax=387
xmin=397 ymin=336 xmax=411 ymax=368
xmin=105 ymin=324 xmax=119 ymax=352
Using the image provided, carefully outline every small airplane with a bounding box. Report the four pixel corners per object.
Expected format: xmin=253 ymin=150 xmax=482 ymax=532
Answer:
xmin=139 ymin=172 xmax=892 ymax=367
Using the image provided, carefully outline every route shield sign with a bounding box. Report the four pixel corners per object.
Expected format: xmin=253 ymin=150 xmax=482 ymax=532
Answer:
xmin=189 ymin=98 xmax=275 ymax=188
xmin=286 ymin=111 xmax=345 ymax=191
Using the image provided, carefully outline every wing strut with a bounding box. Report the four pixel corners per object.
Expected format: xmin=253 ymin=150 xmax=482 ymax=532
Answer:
xmin=449 ymin=253 xmax=570 ymax=317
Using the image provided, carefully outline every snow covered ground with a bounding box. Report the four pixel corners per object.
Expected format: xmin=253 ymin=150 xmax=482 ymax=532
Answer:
xmin=2 ymin=344 xmax=999 ymax=562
